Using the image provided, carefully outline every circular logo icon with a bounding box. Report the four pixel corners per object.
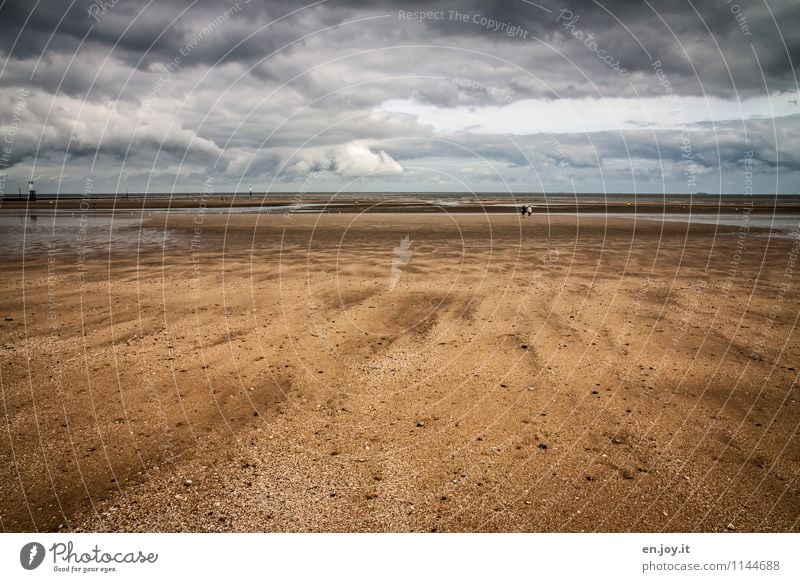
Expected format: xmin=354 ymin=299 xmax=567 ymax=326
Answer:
xmin=20 ymin=542 xmax=46 ymax=570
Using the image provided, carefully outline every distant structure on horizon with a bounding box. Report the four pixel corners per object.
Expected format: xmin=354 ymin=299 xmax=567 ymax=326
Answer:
xmin=28 ymin=179 xmax=36 ymax=202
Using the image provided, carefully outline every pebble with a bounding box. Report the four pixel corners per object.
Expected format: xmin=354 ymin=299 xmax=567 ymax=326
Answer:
xmin=538 ymin=443 xmax=548 ymax=450
xmin=726 ymin=523 xmax=735 ymax=531
xmin=184 ymin=479 xmax=193 ymax=487
xmin=416 ymin=420 xmax=425 ymax=427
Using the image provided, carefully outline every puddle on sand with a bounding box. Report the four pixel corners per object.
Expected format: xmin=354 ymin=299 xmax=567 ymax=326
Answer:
xmin=0 ymin=211 xmax=175 ymax=256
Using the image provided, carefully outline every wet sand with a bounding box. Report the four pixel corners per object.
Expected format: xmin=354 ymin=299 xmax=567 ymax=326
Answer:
xmin=4 ymin=193 xmax=800 ymax=214
xmin=0 ymin=213 xmax=798 ymax=532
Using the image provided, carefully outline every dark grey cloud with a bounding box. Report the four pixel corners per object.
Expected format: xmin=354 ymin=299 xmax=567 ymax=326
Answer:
xmin=4 ymin=1 xmax=798 ymax=94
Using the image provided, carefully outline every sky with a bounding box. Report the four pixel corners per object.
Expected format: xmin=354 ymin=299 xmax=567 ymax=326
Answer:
xmin=0 ymin=0 xmax=799 ymax=195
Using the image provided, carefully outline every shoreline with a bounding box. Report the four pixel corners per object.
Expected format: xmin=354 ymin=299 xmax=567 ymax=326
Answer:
xmin=3 ymin=199 xmax=800 ymax=214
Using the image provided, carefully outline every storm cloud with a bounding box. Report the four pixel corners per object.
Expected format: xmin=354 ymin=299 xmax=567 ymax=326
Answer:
xmin=0 ymin=0 xmax=798 ymax=194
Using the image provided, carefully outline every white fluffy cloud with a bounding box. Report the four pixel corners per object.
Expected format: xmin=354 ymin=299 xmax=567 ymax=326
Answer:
xmin=331 ymin=143 xmax=403 ymax=177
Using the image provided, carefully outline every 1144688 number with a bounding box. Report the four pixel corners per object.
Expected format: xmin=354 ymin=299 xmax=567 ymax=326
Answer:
xmin=737 ymin=561 xmax=780 ymax=571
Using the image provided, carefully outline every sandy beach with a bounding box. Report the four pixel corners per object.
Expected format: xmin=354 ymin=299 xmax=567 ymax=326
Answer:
xmin=0 ymin=211 xmax=798 ymax=532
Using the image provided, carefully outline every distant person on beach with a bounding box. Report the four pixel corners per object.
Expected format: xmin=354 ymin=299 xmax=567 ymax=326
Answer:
xmin=520 ymin=204 xmax=533 ymax=216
